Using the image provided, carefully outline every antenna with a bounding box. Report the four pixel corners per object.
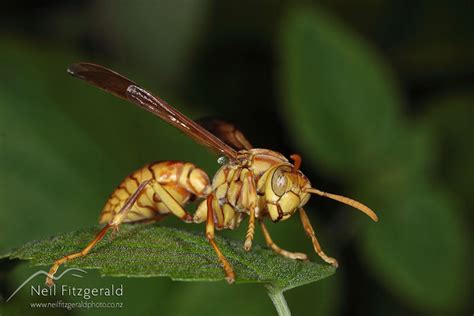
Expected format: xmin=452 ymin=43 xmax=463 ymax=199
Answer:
xmin=305 ymin=188 xmax=378 ymax=222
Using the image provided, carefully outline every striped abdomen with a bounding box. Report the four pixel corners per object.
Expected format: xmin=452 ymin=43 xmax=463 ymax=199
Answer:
xmin=99 ymin=161 xmax=210 ymax=224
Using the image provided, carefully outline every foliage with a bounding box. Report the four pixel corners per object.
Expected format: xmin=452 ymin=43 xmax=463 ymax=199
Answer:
xmin=1 ymin=224 xmax=335 ymax=291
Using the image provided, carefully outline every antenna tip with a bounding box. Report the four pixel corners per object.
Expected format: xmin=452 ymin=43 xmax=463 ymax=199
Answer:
xmin=371 ymin=213 xmax=379 ymax=222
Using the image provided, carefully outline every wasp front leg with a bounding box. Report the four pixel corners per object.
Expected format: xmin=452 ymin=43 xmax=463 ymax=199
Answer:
xmin=259 ymin=220 xmax=307 ymax=260
xmin=242 ymin=171 xmax=258 ymax=251
xmin=299 ymin=208 xmax=338 ymax=267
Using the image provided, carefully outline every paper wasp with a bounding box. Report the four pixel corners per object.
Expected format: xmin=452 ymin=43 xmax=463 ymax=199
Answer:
xmin=46 ymin=63 xmax=378 ymax=286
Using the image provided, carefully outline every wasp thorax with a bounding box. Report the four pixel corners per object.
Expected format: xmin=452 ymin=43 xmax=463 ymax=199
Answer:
xmin=264 ymin=164 xmax=311 ymax=222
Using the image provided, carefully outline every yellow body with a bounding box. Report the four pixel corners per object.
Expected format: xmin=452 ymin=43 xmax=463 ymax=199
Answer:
xmin=101 ymin=149 xmax=311 ymax=229
xmin=100 ymin=161 xmax=210 ymax=223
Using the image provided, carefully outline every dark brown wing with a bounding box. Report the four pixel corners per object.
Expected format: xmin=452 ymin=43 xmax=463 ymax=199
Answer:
xmin=68 ymin=63 xmax=238 ymax=159
xmin=196 ymin=117 xmax=253 ymax=151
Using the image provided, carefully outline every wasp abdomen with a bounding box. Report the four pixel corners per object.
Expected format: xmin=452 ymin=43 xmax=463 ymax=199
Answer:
xmin=99 ymin=161 xmax=210 ymax=224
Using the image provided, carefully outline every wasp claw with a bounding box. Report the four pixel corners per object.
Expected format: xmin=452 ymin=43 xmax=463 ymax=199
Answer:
xmin=109 ymin=225 xmax=120 ymax=240
xmin=45 ymin=277 xmax=54 ymax=287
xmin=243 ymin=240 xmax=252 ymax=251
xmin=294 ymin=252 xmax=308 ymax=261
xmin=226 ymin=275 xmax=235 ymax=284
xmin=326 ymin=256 xmax=338 ymax=268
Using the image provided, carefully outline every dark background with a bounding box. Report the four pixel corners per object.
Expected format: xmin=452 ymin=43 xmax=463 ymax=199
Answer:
xmin=0 ymin=0 xmax=473 ymax=315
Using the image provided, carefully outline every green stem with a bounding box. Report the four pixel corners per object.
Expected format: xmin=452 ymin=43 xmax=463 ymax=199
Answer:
xmin=265 ymin=284 xmax=291 ymax=316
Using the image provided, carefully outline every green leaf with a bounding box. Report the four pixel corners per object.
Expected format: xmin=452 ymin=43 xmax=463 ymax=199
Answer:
xmin=361 ymin=185 xmax=469 ymax=311
xmin=94 ymin=0 xmax=210 ymax=87
xmin=279 ymin=5 xmax=402 ymax=178
xmin=1 ymin=224 xmax=335 ymax=292
xmin=421 ymin=92 xmax=474 ymax=218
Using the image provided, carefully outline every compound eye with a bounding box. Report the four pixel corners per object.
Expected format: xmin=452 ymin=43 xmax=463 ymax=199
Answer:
xmin=271 ymin=167 xmax=288 ymax=196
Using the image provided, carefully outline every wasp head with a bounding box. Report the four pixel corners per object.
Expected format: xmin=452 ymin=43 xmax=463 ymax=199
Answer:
xmin=264 ymin=162 xmax=312 ymax=222
xmin=263 ymin=154 xmax=378 ymax=223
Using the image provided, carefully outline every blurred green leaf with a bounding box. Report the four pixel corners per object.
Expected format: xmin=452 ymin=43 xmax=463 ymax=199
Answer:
xmin=94 ymin=0 xmax=210 ymax=87
xmin=1 ymin=224 xmax=335 ymax=291
xmin=0 ymin=40 xmax=115 ymax=250
xmin=279 ymin=5 xmax=403 ymax=179
xmin=362 ymin=185 xmax=469 ymax=311
xmin=278 ymin=5 xmax=470 ymax=312
xmin=421 ymin=92 xmax=474 ymax=219
xmin=157 ymin=281 xmax=276 ymax=316
xmin=286 ymin=273 xmax=341 ymax=316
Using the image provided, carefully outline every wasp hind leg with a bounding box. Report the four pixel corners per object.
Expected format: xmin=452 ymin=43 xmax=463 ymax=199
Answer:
xmin=46 ymin=178 xmax=194 ymax=286
xmin=259 ymin=220 xmax=308 ymax=260
xmin=45 ymin=180 xmax=152 ymax=286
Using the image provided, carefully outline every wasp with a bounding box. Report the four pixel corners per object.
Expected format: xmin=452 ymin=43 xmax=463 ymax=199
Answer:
xmin=45 ymin=63 xmax=378 ymax=286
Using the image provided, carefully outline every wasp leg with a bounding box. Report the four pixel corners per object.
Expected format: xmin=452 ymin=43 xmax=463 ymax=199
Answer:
xmin=148 ymin=180 xmax=193 ymax=223
xmin=45 ymin=224 xmax=111 ymax=287
xmin=110 ymin=179 xmax=193 ymax=226
xmin=243 ymin=171 xmax=257 ymax=251
xmin=259 ymin=220 xmax=307 ymax=260
xmin=45 ymin=180 xmax=152 ymax=286
xmin=206 ymin=195 xmax=235 ymax=284
xmin=244 ymin=205 xmax=255 ymax=251
xmin=299 ymin=208 xmax=338 ymax=267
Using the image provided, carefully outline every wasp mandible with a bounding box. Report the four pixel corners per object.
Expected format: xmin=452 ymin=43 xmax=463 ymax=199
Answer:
xmin=45 ymin=63 xmax=378 ymax=286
